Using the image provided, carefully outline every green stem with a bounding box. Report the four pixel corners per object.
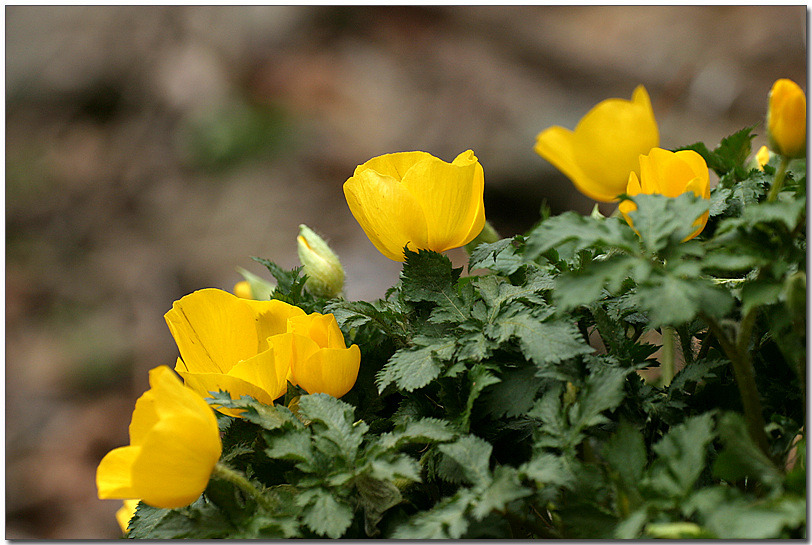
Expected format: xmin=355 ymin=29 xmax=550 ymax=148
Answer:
xmin=212 ymin=462 xmax=275 ymax=513
xmin=701 ymin=313 xmax=770 ymax=458
xmin=766 ymin=155 xmax=790 ymax=202
xmin=660 ymin=326 xmax=677 ymax=387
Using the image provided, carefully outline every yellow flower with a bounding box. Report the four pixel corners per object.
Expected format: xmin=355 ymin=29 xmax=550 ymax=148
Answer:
xmin=767 ymin=78 xmax=806 ymax=159
xmin=534 ymin=85 xmax=659 ymax=202
xmin=165 ymin=288 xmax=305 ymax=411
xmin=297 ymin=224 xmax=345 ymax=298
xmin=343 ymin=150 xmax=486 ymax=261
xmin=271 ymin=312 xmax=360 ymax=398
xmin=233 ymin=280 xmax=253 ymax=299
xmin=116 ymin=499 xmax=139 ymax=534
xmin=618 ymin=148 xmax=710 ymax=241
xmin=96 ymin=366 xmax=222 ymax=509
xmin=755 ymin=145 xmax=771 ymax=171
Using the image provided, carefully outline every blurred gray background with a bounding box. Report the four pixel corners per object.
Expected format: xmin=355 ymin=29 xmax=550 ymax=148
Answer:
xmin=5 ymin=5 xmax=806 ymax=538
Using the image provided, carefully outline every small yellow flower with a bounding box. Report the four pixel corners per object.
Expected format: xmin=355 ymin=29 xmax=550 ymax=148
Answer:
xmin=96 ymin=366 xmax=222 ymax=509
xmin=767 ymin=78 xmax=806 ymax=159
xmin=297 ymin=224 xmax=345 ymax=298
xmin=165 ymin=288 xmax=306 ymax=411
xmin=115 ymin=499 xmax=140 ymax=534
xmin=534 ymin=85 xmax=659 ymax=202
xmin=619 ymin=148 xmax=710 ymax=241
xmin=233 ymin=280 xmax=253 ymax=299
xmin=271 ymin=312 xmax=360 ymax=398
xmin=343 ymin=150 xmax=486 ymax=261
xmin=755 ymin=145 xmax=771 ymax=171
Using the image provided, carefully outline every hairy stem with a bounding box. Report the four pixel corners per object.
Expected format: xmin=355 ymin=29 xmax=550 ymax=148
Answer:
xmin=701 ymin=313 xmax=770 ymax=458
xmin=212 ymin=462 xmax=276 ymax=513
xmin=660 ymin=326 xmax=677 ymax=387
xmin=766 ymin=155 xmax=790 ymax=202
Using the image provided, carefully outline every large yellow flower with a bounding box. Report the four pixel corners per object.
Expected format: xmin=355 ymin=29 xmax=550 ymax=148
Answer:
xmin=165 ymin=288 xmax=305 ymax=409
xmin=767 ymin=78 xmax=806 ymax=159
xmin=534 ymin=85 xmax=659 ymax=202
xmin=271 ymin=312 xmax=360 ymax=398
xmin=96 ymin=366 xmax=222 ymax=509
xmin=618 ymin=148 xmax=710 ymax=241
xmin=343 ymin=150 xmax=486 ymax=261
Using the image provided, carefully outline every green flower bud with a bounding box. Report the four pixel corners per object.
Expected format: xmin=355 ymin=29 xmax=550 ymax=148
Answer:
xmin=235 ymin=266 xmax=276 ymax=300
xmin=297 ymin=224 xmax=345 ymax=299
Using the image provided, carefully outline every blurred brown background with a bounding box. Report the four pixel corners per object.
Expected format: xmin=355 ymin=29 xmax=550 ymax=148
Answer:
xmin=5 ymin=5 xmax=806 ymax=539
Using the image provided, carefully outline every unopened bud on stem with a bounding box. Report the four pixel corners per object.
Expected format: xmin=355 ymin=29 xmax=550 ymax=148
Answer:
xmin=297 ymin=224 xmax=345 ymax=299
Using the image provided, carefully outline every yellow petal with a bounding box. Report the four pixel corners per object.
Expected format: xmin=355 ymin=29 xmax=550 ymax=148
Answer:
xmin=129 ymin=366 xmax=215 ymax=445
xmin=535 ymin=125 xmax=610 ymax=201
xmin=97 ymin=445 xmax=140 ymax=500
xmin=130 ymin=414 xmax=221 ymax=509
xmin=343 ymin=169 xmax=429 ymax=261
xmin=294 ymin=344 xmax=361 ymax=398
xmin=228 ymin=348 xmax=290 ymax=403
xmin=271 ymin=332 xmax=321 ymax=386
xmin=165 ymin=289 xmax=261 ymax=374
xmin=241 ymin=298 xmax=306 ymax=349
xmin=116 ymin=499 xmax=140 ymax=534
xmin=401 ymin=150 xmax=485 ymax=251
xmin=352 ymin=151 xmax=435 ymax=181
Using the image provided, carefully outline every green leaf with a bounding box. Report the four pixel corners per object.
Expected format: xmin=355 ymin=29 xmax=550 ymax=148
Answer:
xmin=457 ymin=364 xmax=501 ymax=431
xmin=626 ymin=192 xmax=710 ymax=253
xmin=375 ymin=339 xmax=454 ymax=392
xmin=207 ymin=391 xmax=300 ymax=431
xmin=297 ymin=394 xmax=367 ymax=458
xmin=487 ymin=306 xmax=592 ymax=366
xmin=390 ymin=489 xmax=474 ymax=539
xmin=525 ymin=212 xmax=636 ymax=260
xmin=296 ymin=487 xmax=354 ymax=538
xmin=646 ymin=412 xmax=715 ymax=498
xmin=468 ymin=237 xmax=525 ymax=275
xmin=264 ymin=430 xmax=314 ymax=465
xmin=482 ymin=365 xmax=544 ymax=418
xmin=400 ymin=248 xmax=462 ymax=305
xmin=521 ymin=451 xmax=577 ymax=489
xmin=127 ymin=500 xmax=231 ymax=539
xmin=712 ymin=412 xmax=782 ymax=489
xmin=355 ymin=473 xmax=403 ymax=537
xmin=554 ymin=255 xmax=643 ymax=311
xmin=603 ymin=420 xmax=647 ymax=491
xmin=570 ymin=365 xmax=629 ymax=433
xmin=470 ymin=466 xmax=532 ymax=520
xmin=378 ymin=417 xmax=457 ymax=450
xmin=634 ymin=271 xmax=733 ymax=327
xmin=438 ymin=435 xmax=493 ymax=487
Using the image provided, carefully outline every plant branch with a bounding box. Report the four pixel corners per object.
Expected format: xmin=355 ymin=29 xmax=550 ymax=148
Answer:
xmin=766 ymin=155 xmax=790 ymax=202
xmin=212 ymin=462 xmax=276 ymax=513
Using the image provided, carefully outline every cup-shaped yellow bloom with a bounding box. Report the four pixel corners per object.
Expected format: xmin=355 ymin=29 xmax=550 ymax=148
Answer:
xmin=534 ymin=85 xmax=659 ymax=202
xmin=116 ymin=499 xmax=140 ymax=534
xmin=165 ymin=288 xmax=306 ymax=410
xmin=343 ymin=150 xmax=486 ymax=261
xmin=96 ymin=366 xmax=222 ymax=509
xmin=767 ymin=78 xmax=806 ymax=159
xmin=271 ymin=312 xmax=360 ymax=398
xmin=755 ymin=145 xmax=771 ymax=171
xmin=618 ymin=148 xmax=710 ymax=241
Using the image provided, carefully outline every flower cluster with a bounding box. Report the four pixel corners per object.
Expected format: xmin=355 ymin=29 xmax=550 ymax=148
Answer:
xmin=97 ymin=77 xmax=806 ymax=539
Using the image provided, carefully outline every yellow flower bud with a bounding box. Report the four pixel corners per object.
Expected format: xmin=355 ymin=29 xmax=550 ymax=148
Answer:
xmin=164 ymin=288 xmax=306 ymax=413
xmin=233 ymin=280 xmax=253 ymax=299
xmin=618 ymin=148 xmax=710 ymax=241
xmin=271 ymin=312 xmax=360 ymax=399
xmin=755 ymin=145 xmax=771 ymax=171
xmin=767 ymin=78 xmax=806 ymax=159
xmin=344 ymin=150 xmax=486 ymax=262
xmin=297 ymin=224 xmax=345 ymax=298
xmin=115 ymin=499 xmax=139 ymax=534
xmin=96 ymin=366 xmax=222 ymax=509
xmin=535 ymin=85 xmax=659 ymax=202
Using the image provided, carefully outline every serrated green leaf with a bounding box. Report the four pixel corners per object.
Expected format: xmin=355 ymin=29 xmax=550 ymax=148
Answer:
xmin=376 ymin=339 xmax=454 ymax=392
xmin=634 ymin=271 xmax=733 ymax=327
xmin=264 ymin=429 xmax=314 ymax=465
xmin=487 ymin=306 xmax=592 ymax=366
xmin=626 ymin=193 xmax=710 ymax=253
xmin=521 ymin=451 xmax=576 ymax=489
xmin=128 ymin=500 xmax=230 ymax=539
xmin=378 ymin=417 xmax=457 ymax=450
xmin=470 ymin=466 xmax=532 ymax=520
xmin=603 ymin=420 xmax=646 ymax=491
xmin=391 ymin=489 xmax=474 ymax=539
xmin=646 ymin=412 xmax=715 ymax=498
xmin=297 ymin=394 xmax=366 ymax=457
xmin=438 ymin=435 xmax=493 ymax=487
xmin=400 ymin=248 xmax=462 ymax=304
xmin=554 ymin=255 xmax=642 ymax=310
xmin=571 ymin=365 xmax=629 ymax=432
xmin=525 ymin=211 xmax=636 ymax=260
xmin=468 ymin=237 xmax=524 ymax=274
xmin=712 ymin=412 xmax=782 ymax=489
xmin=297 ymin=487 xmax=354 ymax=538
xmin=482 ymin=365 xmax=543 ymax=418
xmin=355 ymin=473 xmax=403 ymax=537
